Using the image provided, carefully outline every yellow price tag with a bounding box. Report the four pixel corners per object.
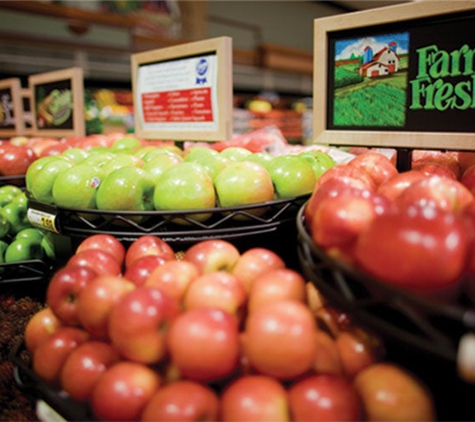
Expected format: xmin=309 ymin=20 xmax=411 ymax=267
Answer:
xmin=27 ymin=208 xmax=59 ymax=234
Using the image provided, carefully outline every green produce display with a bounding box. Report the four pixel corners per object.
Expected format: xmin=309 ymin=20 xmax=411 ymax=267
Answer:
xmin=26 ymin=139 xmax=337 ymax=225
xmin=0 ymin=185 xmax=56 ymax=264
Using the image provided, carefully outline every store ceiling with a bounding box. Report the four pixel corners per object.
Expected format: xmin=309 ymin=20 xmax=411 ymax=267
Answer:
xmin=329 ymin=0 xmax=413 ymax=12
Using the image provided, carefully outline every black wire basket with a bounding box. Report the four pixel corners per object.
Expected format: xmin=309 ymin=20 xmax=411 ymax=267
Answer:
xmin=0 ymin=174 xmax=26 ymax=187
xmin=27 ymin=195 xmax=308 ymax=247
xmin=296 ymin=201 xmax=475 ymax=364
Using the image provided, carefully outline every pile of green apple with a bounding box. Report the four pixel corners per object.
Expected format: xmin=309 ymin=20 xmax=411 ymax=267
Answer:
xmin=0 ymin=185 xmax=55 ymax=264
xmin=23 ymin=234 xmax=435 ymax=421
xmin=25 ymin=136 xmax=336 ymax=223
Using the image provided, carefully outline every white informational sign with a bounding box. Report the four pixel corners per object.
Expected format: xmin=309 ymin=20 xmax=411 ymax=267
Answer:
xmin=136 ymin=54 xmax=218 ymax=133
xmin=131 ymin=37 xmax=233 ymax=142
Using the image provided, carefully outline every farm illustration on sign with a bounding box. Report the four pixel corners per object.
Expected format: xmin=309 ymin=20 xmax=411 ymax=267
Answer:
xmin=332 ymin=32 xmax=409 ymax=128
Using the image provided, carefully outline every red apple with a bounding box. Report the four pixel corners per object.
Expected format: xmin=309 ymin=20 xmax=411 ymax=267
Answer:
xmin=26 ymin=137 xmax=60 ymax=157
xmin=288 ymin=374 xmax=362 ymax=422
xmin=335 ymin=328 xmax=382 ymax=379
xmin=60 ymin=341 xmax=120 ymax=402
xmin=183 ymin=271 xmax=248 ymax=318
xmin=125 ymin=235 xmax=176 ymax=269
xmin=67 ymin=249 xmax=122 ymax=277
xmin=220 ymin=375 xmax=289 ymax=422
xmin=32 ymin=326 xmax=90 ymax=384
xmin=354 ymin=203 xmax=469 ymax=294
xmin=312 ymin=329 xmax=344 ymax=376
xmin=75 ymin=234 xmax=126 ymax=267
xmin=395 ymin=175 xmax=474 ymax=213
xmin=304 ymin=176 xmax=374 ymax=226
xmin=348 ymin=151 xmax=398 ymax=187
xmin=460 ymin=163 xmax=475 ymax=195
xmin=247 ymin=268 xmax=307 ymax=312
xmin=108 ymin=286 xmax=180 ymax=363
xmin=0 ymin=141 xmax=36 ymax=176
xmin=91 ymin=361 xmax=161 ymax=422
xmin=76 ymin=275 xmax=136 ymax=339
xmin=309 ymin=187 xmax=390 ymax=262
xmin=46 ymin=265 xmax=98 ymax=326
xmin=316 ymin=163 xmax=377 ymax=191
xmin=123 ymin=255 xmax=167 ymax=287
xmin=167 ymin=307 xmax=241 ymax=382
xmin=144 ymin=259 xmax=200 ymax=302
xmin=24 ymin=307 xmax=64 ymax=354
xmin=376 ymin=170 xmax=427 ymax=201
xmin=241 ymin=299 xmax=319 ymax=380
xmin=353 ymin=363 xmax=435 ymax=421
xmin=39 ymin=141 xmax=71 ymax=157
xmin=412 ymin=161 xmax=457 ymax=179
xmin=183 ymin=239 xmax=241 ymax=274
xmin=141 ymin=380 xmax=220 ymax=422
xmin=411 ymin=150 xmax=462 ymax=180
xmin=232 ymin=247 xmax=286 ymax=292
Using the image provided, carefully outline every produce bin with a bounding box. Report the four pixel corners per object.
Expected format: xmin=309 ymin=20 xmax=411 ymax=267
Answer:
xmin=296 ymin=202 xmax=475 ymax=420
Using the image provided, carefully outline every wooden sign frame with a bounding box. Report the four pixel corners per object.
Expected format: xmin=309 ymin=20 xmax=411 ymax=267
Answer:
xmin=21 ymin=88 xmax=33 ymax=136
xmin=29 ymin=67 xmax=85 ymax=138
xmin=313 ymin=1 xmax=475 ymax=151
xmin=131 ymin=36 xmax=233 ymax=142
xmin=0 ymin=78 xmax=25 ymax=137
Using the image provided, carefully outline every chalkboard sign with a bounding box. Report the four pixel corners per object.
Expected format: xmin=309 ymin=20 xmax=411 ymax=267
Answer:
xmin=0 ymin=78 xmax=25 ymax=137
xmin=29 ymin=67 xmax=85 ymax=138
xmin=313 ymin=1 xmax=475 ymax=151
xmin=131 ymin=37 xmax=233 ymax=142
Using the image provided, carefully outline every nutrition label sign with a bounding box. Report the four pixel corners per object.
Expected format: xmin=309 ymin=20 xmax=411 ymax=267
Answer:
xmin=138 ymin=55 xmax=216 ymax=126
xmin=131 ymin=37 xmax=233 ymax=142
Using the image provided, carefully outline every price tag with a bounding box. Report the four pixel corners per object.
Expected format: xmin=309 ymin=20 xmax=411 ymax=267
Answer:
xmin=27 ymin=207 xmax=59 ymax=234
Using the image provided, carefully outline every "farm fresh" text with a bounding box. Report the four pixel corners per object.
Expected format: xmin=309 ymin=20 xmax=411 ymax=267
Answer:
xmin=410 ymin=44 xmax=475 ymax=111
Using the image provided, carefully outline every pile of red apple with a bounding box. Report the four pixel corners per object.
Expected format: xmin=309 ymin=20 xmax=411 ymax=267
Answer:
xmin=304 ymin=149 xmax=475 ymax=302
xmin=23 ymin=234 xmax=435 ymax=421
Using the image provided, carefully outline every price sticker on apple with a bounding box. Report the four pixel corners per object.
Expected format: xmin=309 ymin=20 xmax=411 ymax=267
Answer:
xmin=27 ymin=207 xmax=60 ymax=234
xmin=131 ymin=37 xmax=233 ymax=142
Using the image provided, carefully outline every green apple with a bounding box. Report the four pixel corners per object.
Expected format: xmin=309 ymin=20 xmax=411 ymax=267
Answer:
xmin=0 ymin=208 xmax=10 ymax=238
xmin=5 ymin=238 xmax=44 ymax=263
xmin=266 ymin=154 xmax=317 ymax=199
xmin=183 ymin=146 xmax=217 ymax=160
xmin=142 ymin=147 xmax=183 ymax=163
xmin=299 ymin=150 xmax=336 ymax=180
xmin=52 ymin=162 xmax=104 ymax=209
xmin=111 ymin=136 xmax=143 ymax=153
xmin=25 ymin=155 xmax=68 ymax=193
xmin=0 ymin=185 xmax=22 ymax=207
xmin=3 ymin=201 xmax=30 ymax=235
xmin=184 ymin=148 xmax=231 ymax=180
xmin=83 ymin=151 xmax=116 ymax=168
xmin=61 ymin=147 xmax=89 ymax=163
xmin=143 ymin=153 xmax=183 ymax=182
xmin=242 ymin=152 xmax=274 ymax=167
xmin=153 ymin=162 xmax=216 ymax=224
xmin=14 ymin=227 xmax=45 ymax=244
xmin=101 ymin=153 xmax=145 ymax=174
xmin=96 ymin=166 xmax=155 ymax=212
xmin=29 ymin=157 xmax=75 ymax=204
xmin=41 ymin=232 xmax=56 ymax=260
xmin=219 ymin=146 xmax=252 ymax=162
xmin=0 ymin=240 xmax=8 ymax=264
xmin=214 ymin=161 xmax=275 ymax=218
xmin=134 ymin=145 xmax=161 ymax=159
